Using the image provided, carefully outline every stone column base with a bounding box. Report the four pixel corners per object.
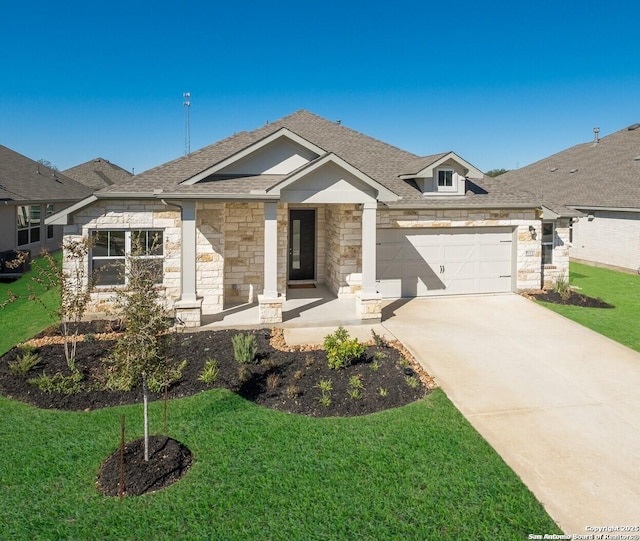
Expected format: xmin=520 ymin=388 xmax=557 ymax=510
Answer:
xmin=258 ymin=294 xmax=284 ymax=324
xmin=355 ymin=291 xmax=382 ymax=321
xmin=174 ymin=298 xmax=203 ymax=328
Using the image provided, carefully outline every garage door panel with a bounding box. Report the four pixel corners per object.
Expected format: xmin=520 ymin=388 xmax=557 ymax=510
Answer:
xmin=377 ymin=227 xmax=513 ymax=298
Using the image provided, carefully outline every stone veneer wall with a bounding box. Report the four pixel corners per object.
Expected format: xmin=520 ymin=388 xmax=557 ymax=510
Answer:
xmin=221 ymin=202 xmax=289 ymax=304
xmin=61 ymin=199 xmax=182 ymax=318
xmin=325 ymin=204 xmax=362 ymax=297
xmin=196 ymin=202 xmax=225 ymax=314
xmin=542 ymin=218 xmax=571 ymax=289
xmin=377 ymin=208 xmax=546 ymax=291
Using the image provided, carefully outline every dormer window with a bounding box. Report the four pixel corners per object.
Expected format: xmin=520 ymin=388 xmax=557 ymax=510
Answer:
xmin=437 ymin=169 xmax=454 ymax=188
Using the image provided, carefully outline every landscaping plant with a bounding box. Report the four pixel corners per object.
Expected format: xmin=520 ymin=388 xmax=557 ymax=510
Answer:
xmin=323 ymin=326 xmax=366 ymax=369
xmin=231 ymin=332 xmax=258 ymax=364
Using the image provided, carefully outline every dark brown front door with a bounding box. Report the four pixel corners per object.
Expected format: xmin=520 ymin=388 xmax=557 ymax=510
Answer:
xmin=288 ymin=209 xmax=315 ymax=280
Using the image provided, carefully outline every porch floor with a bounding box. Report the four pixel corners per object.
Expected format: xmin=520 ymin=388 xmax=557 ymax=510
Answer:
xmin=200 ymin=284 xmax=362 ymax=329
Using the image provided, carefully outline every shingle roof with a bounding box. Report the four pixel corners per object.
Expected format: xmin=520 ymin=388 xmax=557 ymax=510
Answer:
xmin=0 ymin=145 xmax=93 ymax=203
xmin=495 ymin=123 xmax=640 ymax=212
xmin=97 ymin=110 xmax=540 ymax=209
xmin=63 ymin=158 xmax=132 ymax=190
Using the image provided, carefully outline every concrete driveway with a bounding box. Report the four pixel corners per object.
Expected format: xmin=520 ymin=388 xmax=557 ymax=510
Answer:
xmin=381 ymin=294 xmax=640 ymax=535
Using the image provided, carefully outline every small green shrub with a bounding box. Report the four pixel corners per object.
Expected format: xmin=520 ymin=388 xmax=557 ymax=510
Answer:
xmin=398 ymin=357 xmax=411 ymax=368
xmin=198 ymin=359 xmax=220 ymax=384
xmin=324 ymin=326 xmax=366 ymax=369
xmin=371 ymin=329 xmax=388 ymax=348
xmin=348 ymin=374 xmax=364 ymax=390
xmin=553 ymin=273 xmax=572 ymax=300
xmin=28 ymin=371 xmax=83 ymax=395
xmin=293 ymin=370 xmax=304 ymax=380
xmin=237 ymin=365 xmax=252 ymax=384
xmin=8 ymin=351 xmax=41 ymax=375
xmin=232 ymin=333 xmax=258 ymax=364
xmin=378 ymin=387 xmax=388 ymax=397
xmin=316 ymin=379 xmax=333 ymax=393
xmin=348 ymin=388 xmax=362 ymax=400
xmin=17 ymin=343 xmax=38 ymax=354
xmin=369 ymin=360 xmax=381 ymax=372
xmin=405 ymin=375 xmax=420 ymax=389
xmin=373 ymin=350 xmax=387 ymax=361
xmin=318 ymin=394 xmax=332 ymax=407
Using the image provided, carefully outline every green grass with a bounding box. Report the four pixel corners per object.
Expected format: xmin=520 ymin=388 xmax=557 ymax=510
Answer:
xmin=0 ymin=253 xmax=62 ymax=355
xmin=0 ymin=390 xmax=559 ymax=540
xmin=540 ymin=262 xmax=640 ymax=352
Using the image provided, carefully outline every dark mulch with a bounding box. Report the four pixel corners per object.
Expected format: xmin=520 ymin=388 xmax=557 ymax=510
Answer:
xmin=1 ymin=323 xmax=431 ymax=496
xmin=96 ymin=435 xmax=193 ymax=497
xmin=527 ymin=290 xmax=614 ymax=308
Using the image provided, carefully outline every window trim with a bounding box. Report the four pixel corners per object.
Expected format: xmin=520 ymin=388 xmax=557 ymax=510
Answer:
xmin=46 ymin=203 xmax=55 ymax=239
xmin=90 ymin=229 xmax=164 ymax=287
xmin=541 ymin=222 xmax=555 ymax=265
xmin=17 ymin=204 xmax=42 ymax=247
xmin=436 ymin=168 xmax=456 ymax=192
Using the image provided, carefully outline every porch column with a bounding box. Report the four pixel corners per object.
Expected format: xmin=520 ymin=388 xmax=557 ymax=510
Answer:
xmin=356 ymin=201 xmax=382 ymax=320
xmin=174 ymin=200 xmax=202 ymax=327
xmin=259 ymin=201 xmax=284 ymax=323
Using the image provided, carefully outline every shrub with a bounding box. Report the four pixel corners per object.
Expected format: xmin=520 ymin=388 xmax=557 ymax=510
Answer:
xmin=147 ymin=359 xmax=188 ymax=393
xmin=237 ymin=365 xmax=252 ymax=384
xmin=371 ymin=329 xmax=388 ymax=348
xmin=553 ymin=273 xmax=572 ymax=300
xmin=28 ymin=371 xmax=83 ymax=395
xmin=266 ymin=372 xmax=280 ymax=390
xmin=232 ymin=333 xmax=258 ymax=364
xmin=405 ymin=375 xmax=420 ymax=389
xmin=8 ymin=351 xmax=41 ymax=375
xmin=378 ymin=387 xmax=388 ymax=397
xmin=198 ymin=359 xmax=220 ymax=384
xmin=323 ymin=326 xmax=366 ymax=369
xmin=285 ymin=385 xmax=300 ymax=399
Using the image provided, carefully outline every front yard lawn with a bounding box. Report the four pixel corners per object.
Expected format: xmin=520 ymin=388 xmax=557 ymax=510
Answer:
xmin=0 ymin=389 xmax=560 ymax=539
xmin=537 ymin=262 xmax=640 ymax=352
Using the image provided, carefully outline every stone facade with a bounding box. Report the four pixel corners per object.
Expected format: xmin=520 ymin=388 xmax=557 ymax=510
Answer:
xmin=62 ymin=199 xmax=565 ymax=323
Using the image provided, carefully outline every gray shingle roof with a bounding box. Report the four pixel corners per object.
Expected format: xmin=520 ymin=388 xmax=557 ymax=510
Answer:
xmin=97 ymin=110 xmax=540 ymax=209
xmin=0 ymin=145 xmax=93 ymax=203
xmin=63 ymin=158 xmax=133 ymax=190
xmin=495 ymin=123 xmax=640 ymax=212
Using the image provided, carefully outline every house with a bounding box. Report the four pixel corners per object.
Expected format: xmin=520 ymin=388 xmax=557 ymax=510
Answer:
xmin=63 ymin=158 xmax=133 ymax=190
xmin=495 ymin=123 xmax=640 ymax=273
xmin=48 ymin=110 xmax=565 ymax=326
xmin=0 ymin=145 xmax=92 ymax=273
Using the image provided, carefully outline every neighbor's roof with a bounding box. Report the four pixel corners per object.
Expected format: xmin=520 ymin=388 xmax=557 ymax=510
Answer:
xmin=0 ymin=145 xmax=93 ymax=203
xmin=63 ymin=157 xmax=132 ymax=190
xmin=495 ymin=123 xmax=640 ymax=212
xmin=95 ymin=110 xmax=540 ymax=209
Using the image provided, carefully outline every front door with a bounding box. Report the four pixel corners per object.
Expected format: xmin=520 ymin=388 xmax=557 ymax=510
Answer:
xmin=288 ymin=209 xmax=315 ymax=280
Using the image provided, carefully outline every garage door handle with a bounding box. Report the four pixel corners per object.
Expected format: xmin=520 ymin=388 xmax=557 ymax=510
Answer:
xmin=500 ymin=275 xmax=511 ymax=278
xmin=440 ymin=265 xmax=445 ymax=274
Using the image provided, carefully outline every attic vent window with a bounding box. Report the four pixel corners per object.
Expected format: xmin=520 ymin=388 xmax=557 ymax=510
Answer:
xmin=550 ymin=167 xmax=558 ymax=172
xmin=569 ymin=168 xmax=578 ymax=173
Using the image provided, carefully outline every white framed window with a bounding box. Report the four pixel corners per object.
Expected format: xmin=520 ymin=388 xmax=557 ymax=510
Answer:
xmin=17 ymin=204 xmax=41 ymax=246
xmin=91 ymin=229 xmax=163 ymax=286
xmin=436 ymin=168 xmax=457 ymax=192
xmin=542 ymin=222 xmax=554 ymax=265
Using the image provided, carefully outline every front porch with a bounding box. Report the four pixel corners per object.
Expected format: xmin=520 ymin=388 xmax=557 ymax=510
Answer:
xmin=200 ymin=284 xmax=364 ymax=329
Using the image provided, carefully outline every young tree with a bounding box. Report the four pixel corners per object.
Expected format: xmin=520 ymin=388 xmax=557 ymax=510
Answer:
xmin=105 ymin=233 xmax=176 ymax=461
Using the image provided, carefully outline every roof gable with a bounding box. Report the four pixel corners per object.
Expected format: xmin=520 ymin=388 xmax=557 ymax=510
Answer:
xmin=182 ymin=128 xmax=325 ymax=185
xmin=399 ymin=152 xmax=484 ymax=180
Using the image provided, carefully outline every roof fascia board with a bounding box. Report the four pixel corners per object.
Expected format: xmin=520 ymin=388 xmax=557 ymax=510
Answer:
xmin=266 ymin=153 xmax=399 ymax=202
xmin=571 ymin=205 xmax=640 ymax=213
xmin=181 ymin=128 xmax=326 ymax=186
xmin=46 ymin=195 xmax=98 ymax=225
xmin=385 ymin=201 xmax=539 ymax=210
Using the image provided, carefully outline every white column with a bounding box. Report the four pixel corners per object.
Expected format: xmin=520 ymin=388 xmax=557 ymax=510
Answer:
xmin=360 ymin=201 xmax=378 ymax=295
xmin=263 ymin=201 xmax=279 ymax=298
xmin=181 ymin=200 xmax=197 ymax=302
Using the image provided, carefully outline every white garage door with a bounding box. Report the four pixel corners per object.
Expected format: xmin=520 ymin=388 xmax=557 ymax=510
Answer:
xmin=376 ymin=227 xmax=513 ymax=298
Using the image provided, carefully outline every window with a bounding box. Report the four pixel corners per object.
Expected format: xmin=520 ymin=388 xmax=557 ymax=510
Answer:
xmin=437 ymin=169 xmax=454 ymax=188
xmin=91 ymin=230 xmax=163 ymax=286
xmin=46 ymin=204 xmax=55 ymax=239
xmin=17 ymin=205 xmax=41 ymax=246
xmin=542 ymin=222 xmax=554 ymax=265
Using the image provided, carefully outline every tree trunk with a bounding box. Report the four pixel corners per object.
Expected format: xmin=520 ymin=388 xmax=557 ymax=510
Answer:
xmin=142 ymin=372 xmax=149 ymax=462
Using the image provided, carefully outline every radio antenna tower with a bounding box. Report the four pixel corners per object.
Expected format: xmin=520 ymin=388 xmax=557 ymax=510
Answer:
xmin=183 ymin=92 xmax=191 ymax=155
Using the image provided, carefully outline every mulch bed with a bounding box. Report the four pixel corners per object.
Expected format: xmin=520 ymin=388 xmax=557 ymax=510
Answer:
xmin=524 ymin=290 xmax=614 ymax=308
xmin=1 ymin=323 xmax=433 ymax=496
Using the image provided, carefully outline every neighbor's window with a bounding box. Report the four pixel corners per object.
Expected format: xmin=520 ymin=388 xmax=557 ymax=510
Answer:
xmin=91 ymin=229 xmax=163 ymax=286
xmin=542 ymin=222 xmax=554 ymax=265
xmin=437 ymin=169 xmax=454 ymax=188
xmin=17 ymin=204 xmax=41 ymax=246
xmin=46 ymin=203 xmax=55 ymax=239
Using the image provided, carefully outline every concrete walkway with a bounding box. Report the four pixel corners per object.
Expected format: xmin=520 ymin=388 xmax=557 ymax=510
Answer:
xmin=380 ymin=294 xmax=640 ymax=535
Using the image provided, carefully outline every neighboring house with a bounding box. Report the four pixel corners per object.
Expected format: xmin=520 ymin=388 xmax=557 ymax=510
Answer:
xmin=48 ymin=110 xmax=564 ymax=326
xmin=495 ymin=123 xmax=640 ymax=273
xmin=0 ymin=145 xmax=92 ymax=271
xmin=63 ymin=158 xmax=133 ymax=190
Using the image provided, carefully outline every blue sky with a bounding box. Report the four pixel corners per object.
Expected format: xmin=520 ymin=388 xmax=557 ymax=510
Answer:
xmin=1 ymin=0 xmax=638 ymax=175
